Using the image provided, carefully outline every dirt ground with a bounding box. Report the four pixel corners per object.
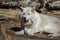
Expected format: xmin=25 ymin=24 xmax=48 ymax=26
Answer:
xmin=0 ymin=9 xmax=60 ymax=40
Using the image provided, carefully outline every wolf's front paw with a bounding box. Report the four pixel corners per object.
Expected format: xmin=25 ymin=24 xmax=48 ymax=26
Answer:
xmin=14 ymin=30 xmax=24 ymax=35
xmin=27 ymin=32 xmax=34 ymax=36
xmin=24 ymin=28 xmax=34 ymax=36
xmin=48 ymin=34 xmax=60 ymax=38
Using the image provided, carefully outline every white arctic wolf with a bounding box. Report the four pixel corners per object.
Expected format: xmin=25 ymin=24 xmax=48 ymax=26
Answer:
xmin=19 ymin=7 xmax=60 ymax=37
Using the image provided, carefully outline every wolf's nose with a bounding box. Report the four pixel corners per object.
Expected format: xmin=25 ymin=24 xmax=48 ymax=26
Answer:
xmin=23 ymin=17 xmax=26 ymax=20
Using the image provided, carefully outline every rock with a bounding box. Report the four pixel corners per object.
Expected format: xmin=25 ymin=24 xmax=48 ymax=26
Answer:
xmin=45 ymin=1 xmax=60 ymax=10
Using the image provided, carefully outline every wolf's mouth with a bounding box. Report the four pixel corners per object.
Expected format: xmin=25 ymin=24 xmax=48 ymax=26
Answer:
xmin=24 ymin=20 xmax=32 ymax=27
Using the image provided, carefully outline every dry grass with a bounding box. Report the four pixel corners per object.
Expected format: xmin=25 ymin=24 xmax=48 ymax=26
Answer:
xmin=0 ymin=9 xmax=19 ymax=19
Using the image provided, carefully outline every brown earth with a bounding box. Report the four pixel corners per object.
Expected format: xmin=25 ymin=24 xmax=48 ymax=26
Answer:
xmin=0 ymin=9 xmax=60 ymax=40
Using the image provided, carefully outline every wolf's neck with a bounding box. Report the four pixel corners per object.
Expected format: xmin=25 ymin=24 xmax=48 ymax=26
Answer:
xmin=34 ymin=11 xmax=40 ymax=18
xmin=31 ymin=12 xmax=41 ymax=27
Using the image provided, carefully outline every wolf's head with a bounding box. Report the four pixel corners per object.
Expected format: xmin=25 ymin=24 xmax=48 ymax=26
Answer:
xmin=19 ymin=7 xmax=36 ymax=27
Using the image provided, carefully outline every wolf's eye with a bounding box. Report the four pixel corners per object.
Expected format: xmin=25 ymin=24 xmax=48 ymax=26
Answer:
xmin=28 ymin=13 xmax=30 ymax=15
xmin=23 ymin=13 xmax=25 ymax=15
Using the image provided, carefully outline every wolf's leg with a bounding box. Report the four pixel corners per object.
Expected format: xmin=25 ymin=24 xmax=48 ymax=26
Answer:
xmin=24 ymin=28 xmax=34 ymax=36
xmin=43 ymin=24 xmax=60 ymax=38
xmin=43 ymin=23 xmax=58 ymax=34
xmin=48 ymin=34 xmax=60 ymax=38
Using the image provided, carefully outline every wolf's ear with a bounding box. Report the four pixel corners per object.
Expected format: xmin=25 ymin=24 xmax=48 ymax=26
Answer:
xmin=31 ymin=7 xmax=35 ymax=12
xmin=20 ymin=8 xmax=23 ymax=12
xmin=20 ymin=7 xmax=24 ymax=12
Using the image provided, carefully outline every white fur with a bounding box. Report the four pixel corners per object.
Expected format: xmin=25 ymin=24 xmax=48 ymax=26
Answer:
xmin=19 ymin=7 xmax=60 ymax=37
xmin=15 ymin=30 xmax=24 ymax=35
